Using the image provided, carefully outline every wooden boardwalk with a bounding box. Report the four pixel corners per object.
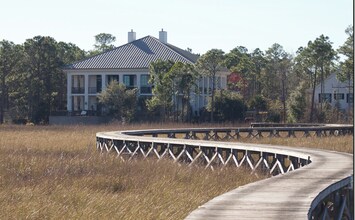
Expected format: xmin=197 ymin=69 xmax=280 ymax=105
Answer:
xmin=185 ymin=147 xmax=353 ymax=219
xmin=96 ymin=124 xmax=353 ymax=220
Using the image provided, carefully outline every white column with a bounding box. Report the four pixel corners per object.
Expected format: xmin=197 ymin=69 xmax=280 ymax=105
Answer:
xmin=67 ymin=73 xmax=72 ymax=111
xmin=119 ymin=73 xmax=123 ymax=84
xmin=101 ymin=74 xmax=106 ymax=91
xmin=84 ymin=74 xmax=89 ymax=110
xmin=136 ymin=73 xmax=141 ymax=94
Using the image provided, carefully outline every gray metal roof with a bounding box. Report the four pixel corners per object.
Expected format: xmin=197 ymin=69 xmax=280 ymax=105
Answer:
xmin=65 ymin=36 xmax=199 ymax=70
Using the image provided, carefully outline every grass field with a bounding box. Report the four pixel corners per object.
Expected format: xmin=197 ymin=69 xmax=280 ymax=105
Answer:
xmin=0 ymin=124 xmax=352 ymax=219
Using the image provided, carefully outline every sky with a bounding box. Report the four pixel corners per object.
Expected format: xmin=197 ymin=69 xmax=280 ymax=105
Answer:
xmin=1 ymin=0 xmax=353 ymax=55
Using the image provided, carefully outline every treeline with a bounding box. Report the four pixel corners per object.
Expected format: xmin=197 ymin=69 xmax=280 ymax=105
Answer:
xmin=0 ymin=36 xmax=86 ymax=124
xmin=0 ymin=28 xmax=353 ymax=124
xmin=142 ymin=27 xmax=353 ymax=123
xmin=0 ymin=34 xmax=117 ymax=124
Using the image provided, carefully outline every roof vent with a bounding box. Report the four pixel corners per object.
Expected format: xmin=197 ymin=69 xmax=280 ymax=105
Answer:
xmin=159 ymin=28 xmax=167 ymax=44
xmin=128 ymin=29 xmax=136 ymax=43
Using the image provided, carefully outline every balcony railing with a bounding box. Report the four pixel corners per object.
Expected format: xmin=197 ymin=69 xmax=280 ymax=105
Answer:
xmin=51 ymin=110 xmax=101 ymax=116
xmin=89 ymin=87 xmax=99 ymax=94
xmin=72 ymin=87 xmax=84 ymax=94
xmin=140 ymin=86 xmax=152 ymax=94
xmin=125 ymin=86 xmax=137 ymax=90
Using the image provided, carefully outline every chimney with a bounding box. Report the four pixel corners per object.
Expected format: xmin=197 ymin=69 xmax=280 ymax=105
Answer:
xmin=128 ymin=29 xmax=136 ymax=43
xmin=159 ymin=28 xmax=167 ymax=44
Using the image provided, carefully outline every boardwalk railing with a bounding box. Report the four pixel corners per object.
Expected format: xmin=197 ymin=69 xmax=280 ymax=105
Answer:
xmin=96 ymin=124 xmax=353 ymax=219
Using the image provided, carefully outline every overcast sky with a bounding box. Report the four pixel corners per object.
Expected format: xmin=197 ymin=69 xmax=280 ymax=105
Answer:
xmin=1 ymin=0 xmax=352 ymax=55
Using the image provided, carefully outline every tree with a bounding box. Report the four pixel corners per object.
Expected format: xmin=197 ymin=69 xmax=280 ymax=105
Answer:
xmin=249 ymin=95 xmax=267 ymax=112
xmin=295 ymin=35 xmax=336 ymax=122
xmin=262 ymin=43 xmax=292 ymax=122
xmin=250 ymin=48 xmax=266 ymax=95
xmin=225 ymin=47 xmax=254 ymax=103
xmin=166 ymin=62 xmax=199 ymax=122
xmin=224 ymin=46 xmax=249 ymax=69
xmin=287 ymin=82 xmax=307 ymax=122
xmin=92 ymin=33 xmax=116 ymax=54
xmin=146 ymin=60 xmax=175 ymax=121
xmin=21 ymin=36 xmax=62 ymax=123
xmin=337 ymin=26 xmax=354 ymax=119
xmin=196 ymin=49 xmax=225 ymax=122
xmin=6 ymin=36 xmax=83 ymax=124
xmin=337 ymin=26 xmax=353 ymax=82
xmin=0 ymin=40 xmax=22 ymax=124
xmin=207 ymin=90 xmax=246 ymax=122
xmin=98 ymin=81 xmax=137 ymax=122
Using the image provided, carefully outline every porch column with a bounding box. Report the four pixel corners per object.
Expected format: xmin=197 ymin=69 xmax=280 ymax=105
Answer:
xmin=101 ymin=74 xmax=106 ymax=91
xmin=84 ymin=74 xmax=89 ymax=110
xmin=136 ymin=73 xmax=141 ymax=94
xmin=119 ymin=73 xmax=123 ymax=84
xmin=67 ymin=73 xmax=72 ymax=111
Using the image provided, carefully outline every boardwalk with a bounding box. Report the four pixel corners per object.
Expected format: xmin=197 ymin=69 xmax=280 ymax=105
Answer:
xmin=96 ymin=124 xmax=353 ymax=219
xmin=185 ymin=147 xmax=353 ymax=219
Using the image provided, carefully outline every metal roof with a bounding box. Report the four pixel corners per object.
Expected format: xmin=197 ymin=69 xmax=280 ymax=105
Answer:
xmin=65 ymin=36 xmax=199 ymax=70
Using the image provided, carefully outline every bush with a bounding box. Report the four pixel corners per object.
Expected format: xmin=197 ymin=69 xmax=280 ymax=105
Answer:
xmin=266 ymin=111 xmax=281 ymax=123
xmin=287 ymin=82 xmax=307 ymax=122
xmin=249 ymin=95 xmax=268 ymax=112
xmin=207 ymin=90 xmax=246 ymax=122
xmin=98 ymin=81 xmax=138 ymax=122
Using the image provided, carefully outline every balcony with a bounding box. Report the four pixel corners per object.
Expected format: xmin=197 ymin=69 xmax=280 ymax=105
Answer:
xmin=125 ymin=86 xmax=137 ymax=90
xmin=89 ymin=87 xmax=99 ymax=94
xmin=140 ymin=86 xmax=152 ymax=94
xmin=72 ymin=87 xmax=84 ymax=94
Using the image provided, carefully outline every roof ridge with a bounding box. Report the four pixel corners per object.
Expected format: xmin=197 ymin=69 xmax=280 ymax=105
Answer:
xmin=64 ymin=36 xmax=155 ymax=69
xmin=147 ymin=36 xmax=195 ymax=63
xmin=64 ymin=35 xmax=197 ymax=70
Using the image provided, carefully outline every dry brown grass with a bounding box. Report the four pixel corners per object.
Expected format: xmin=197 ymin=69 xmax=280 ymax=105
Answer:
xmin=237 ymin=135 xmax=353 ymax=154
xmin=0 ymin=124 xmax=261 ymax=220
xmin=0 ymin=124 xmax=352 ymax=219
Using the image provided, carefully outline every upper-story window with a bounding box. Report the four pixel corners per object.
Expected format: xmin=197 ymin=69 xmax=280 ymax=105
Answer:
xmin=71 ymin=75 xmax=84 ymax=94
xmin=140 ymin=74 xmax=151 ymax=94
xmin=123 ymin=74 xmax=137 ymax=89
xmin=107 ymin=75 xmax=119 ymax=84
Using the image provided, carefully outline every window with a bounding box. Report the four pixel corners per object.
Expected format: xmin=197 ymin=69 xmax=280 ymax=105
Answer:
xmin=333 ymin=93 xmax=344 ymax=100
xmin=96 ymin=75 xmax=102 ymax=93
xmin=140 ymin=74 xmax=151 ymax=94
xmin=319 ymin=93 xmax=332 ymax=103
xmin=71 ymin=75 xmax=84 ymax=94
xmin=107 ymin=75 xmax=119 ymax=84
xmin=123 ymin=75 xmax=136 ymax=89
xmin=347 ymin=93 xmax=353 ymax=103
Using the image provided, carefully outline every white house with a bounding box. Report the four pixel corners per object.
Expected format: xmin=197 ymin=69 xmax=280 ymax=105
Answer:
xmin=314 ymin=73 xmax=353 ymax=112
xmin=63 ymin=29 xmax=228 ymax=116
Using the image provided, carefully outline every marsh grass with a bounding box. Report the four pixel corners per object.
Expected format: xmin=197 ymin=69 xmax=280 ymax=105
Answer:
xmin=0 ymin=124 xmax=260 ymax=220
xmin=236 ymin=135 xmax=353 ymax=154
xmin=0 ymin=124 xmax=352 ymax=219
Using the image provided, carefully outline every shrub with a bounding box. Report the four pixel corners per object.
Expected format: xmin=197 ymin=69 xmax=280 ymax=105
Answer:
xmin=98 ymin=81 xmax=137 ymax=122
xmin=207 ymin=90 xmax=246 ymax=122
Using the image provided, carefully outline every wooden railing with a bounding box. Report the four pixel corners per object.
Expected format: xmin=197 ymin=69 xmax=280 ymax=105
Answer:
xmin=96 ymin=124 xmax=353 ymax=219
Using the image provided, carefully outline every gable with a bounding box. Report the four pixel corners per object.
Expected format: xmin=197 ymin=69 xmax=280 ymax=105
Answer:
xmin=65 ymin=36 xmax=198 ymax=70
xmin=315 ymin=73 xmax=352 ymax=93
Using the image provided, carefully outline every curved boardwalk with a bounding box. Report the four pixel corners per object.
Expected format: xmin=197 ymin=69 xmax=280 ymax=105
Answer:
xmin=96 ymin=124 xmax=353 ymax=220
xmin=186 ymin=147 xmax=353 ymax=219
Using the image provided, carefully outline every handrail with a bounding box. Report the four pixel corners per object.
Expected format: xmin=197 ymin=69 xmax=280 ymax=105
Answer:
xmin=96 ymin=124 xmax=353 ymax=219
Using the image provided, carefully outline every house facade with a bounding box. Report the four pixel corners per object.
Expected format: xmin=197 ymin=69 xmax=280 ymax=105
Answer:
xmin=63 ymin=30 xmax=228 ymax=116
xmin=314 ymin=73 xmax=353 ymax=112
